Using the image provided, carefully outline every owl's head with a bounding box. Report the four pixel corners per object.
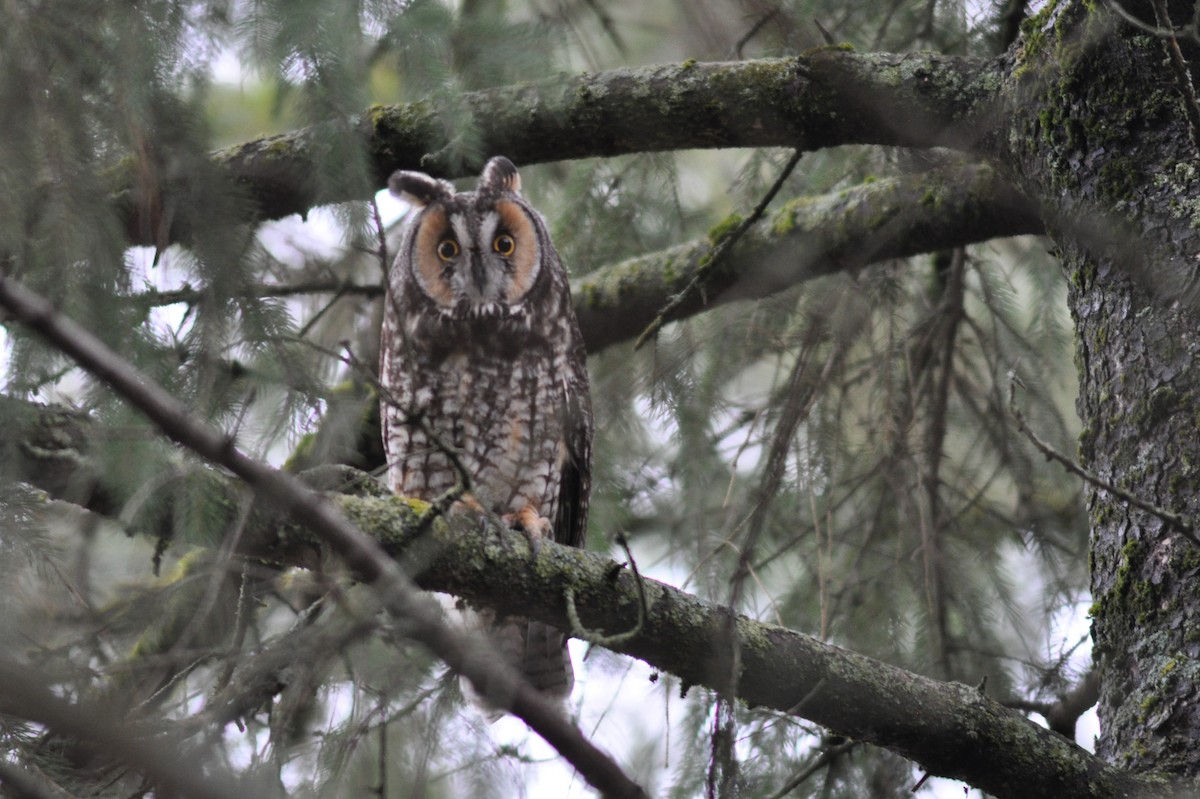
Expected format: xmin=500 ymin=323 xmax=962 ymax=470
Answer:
xmin=388 ymin=156 xmax=552 ymax=320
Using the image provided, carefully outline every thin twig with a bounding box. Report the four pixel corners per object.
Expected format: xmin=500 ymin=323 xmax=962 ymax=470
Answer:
xmin=633 ymin=150 xmax=803 ymax=350
xmin=134 ymin=279 xmax=382 ymax=308
xmin=370 ymin=196 xmax=391 ymax=277
xmin=729 ymin=7 xmax=782 ymax=59
xmin=296 ymin=286 xmax=359 ymax=339
xmin=1007 ymin=374 xmax=1198 ymax=545
xmin=813 ymin=17 xmax=836 ymax=46
xmin=708 ymin=318 xmax=848 ymax=798
xmin=766 ymin=739 xmax=857 ymax=799
xmin=1105 ymin=0 xmax=1198 ymax=41
xmin=581 ymin=0 xmax=628 ymax=55
xmin=0 ymin=268 xmax=651 ymax=799
xmin=563 ymin=533 xmax=649 ymax=647
xmin=1149 ymin=0 xmax=1200 ymax=149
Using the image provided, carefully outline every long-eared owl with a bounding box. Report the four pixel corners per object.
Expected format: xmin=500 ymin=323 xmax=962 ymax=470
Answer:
xmin=380 ymin=156 xmax=593 ymax=698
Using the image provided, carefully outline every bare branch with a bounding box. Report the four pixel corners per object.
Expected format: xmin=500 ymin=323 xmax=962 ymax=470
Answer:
xmin=1007 ymin=376 xmax=1198 ymax=545
xmin=766 ymin=740 xmax=858 ymax=799
xmin=133 ymin=279 xmax=381 ymax=308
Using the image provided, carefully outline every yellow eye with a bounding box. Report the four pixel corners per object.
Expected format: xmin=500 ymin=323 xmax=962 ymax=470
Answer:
xmin=436 ymin=238 xmax=459 ymax=261
xmin=493 ymin=234 xmax=515 ymax=257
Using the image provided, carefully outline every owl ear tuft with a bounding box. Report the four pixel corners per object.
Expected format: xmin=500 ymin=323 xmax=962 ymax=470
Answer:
xmin=388 ymin=171 xmax=453 ymax=207
xmin=479 ymin=156 xmax=522 ymax=195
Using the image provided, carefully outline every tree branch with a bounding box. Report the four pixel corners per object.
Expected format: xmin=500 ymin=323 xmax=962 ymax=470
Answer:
xmin=119 ymin=163 xmax=1041 ymax=356
xmin=116 ymin=52 xmax=1004 ymax=246
xmin=574 ymin=162 xmax=1040 ymax=352
xmin=1044 ymin=669 xmax=1101 ymax=740
xmin=323 ymin=493 xmax=1149 ymax=799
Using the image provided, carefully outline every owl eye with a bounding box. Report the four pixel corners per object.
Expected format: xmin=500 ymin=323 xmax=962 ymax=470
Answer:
xmin=436 ymin=238 xmax=460 ymax=261
xmin=493 ymin=233 xmax=516 ymax=257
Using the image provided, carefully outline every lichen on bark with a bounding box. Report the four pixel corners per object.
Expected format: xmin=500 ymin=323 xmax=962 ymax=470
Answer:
xmin=992 ymin=0 xmax=1200 ymax=777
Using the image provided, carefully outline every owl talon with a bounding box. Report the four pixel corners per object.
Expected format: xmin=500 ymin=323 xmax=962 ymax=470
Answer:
xmin=521 ymin=527 xmax=543 ymax=559
xmin=502 ymin=507 xmax=552 ymax=558
xmin=475 ymin=514 xmax=514 ymax=550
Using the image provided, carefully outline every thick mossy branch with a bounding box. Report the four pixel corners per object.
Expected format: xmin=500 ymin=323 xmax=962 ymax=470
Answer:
xmin=121 ymin=163 xmax=1041 ymax=356
xmin=323 ymin=491 xmax=1147 ymax=799
xmin=0 ymin=399 xmax=1156 ymax=799
xmin=118 ymin=52 xmax=1004 ymax=246
xmin=572 ymin=162 xmax=1041 ymax=352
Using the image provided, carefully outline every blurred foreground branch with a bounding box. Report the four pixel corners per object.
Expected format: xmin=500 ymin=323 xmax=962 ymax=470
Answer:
xmin=0 ymin=270 xmax=649 ymax=799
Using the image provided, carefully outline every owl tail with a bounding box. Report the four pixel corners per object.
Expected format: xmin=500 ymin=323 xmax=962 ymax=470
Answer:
xmin=493 ymin=618 xmax=574 ymax=698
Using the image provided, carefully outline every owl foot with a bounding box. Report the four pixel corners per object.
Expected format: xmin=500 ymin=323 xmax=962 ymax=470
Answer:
xmin=471 ymin=511 xmax=499 ymax=540
xmin=452 ymin=496 xmax=513 ymax=548
xmin=503 ymin=506 xmax=552 ymax=558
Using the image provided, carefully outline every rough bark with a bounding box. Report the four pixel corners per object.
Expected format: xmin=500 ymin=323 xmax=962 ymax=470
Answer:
xmin=115 ymin=51 xmax=1003 ymax=247
xmin=982 ymin=0 xmax=1200 ymax=778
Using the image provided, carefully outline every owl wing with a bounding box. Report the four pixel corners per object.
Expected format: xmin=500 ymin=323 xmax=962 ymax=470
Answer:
xmin=554 ymin=362 xmax=593 ymax=549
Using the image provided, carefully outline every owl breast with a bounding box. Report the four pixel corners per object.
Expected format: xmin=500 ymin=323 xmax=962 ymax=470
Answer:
xmin=383 ymin=315 xmax=574 ymax=529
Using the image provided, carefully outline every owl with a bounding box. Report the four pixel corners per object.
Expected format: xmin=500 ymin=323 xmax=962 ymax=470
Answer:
xmin=379 ymin=156 xmax=593 ymax=698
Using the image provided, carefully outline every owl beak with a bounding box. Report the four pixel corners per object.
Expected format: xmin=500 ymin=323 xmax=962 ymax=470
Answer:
xmin=468 ymin=251 xmax=490 ymax=297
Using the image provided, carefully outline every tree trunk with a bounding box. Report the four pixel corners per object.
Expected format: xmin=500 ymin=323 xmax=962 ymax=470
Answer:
xmin=995 ymin=0 xmax=1200 ymax=776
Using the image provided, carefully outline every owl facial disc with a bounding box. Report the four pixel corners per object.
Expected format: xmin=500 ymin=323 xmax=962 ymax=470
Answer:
xmin=392 ymin=158 xmax=543 ymax=320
